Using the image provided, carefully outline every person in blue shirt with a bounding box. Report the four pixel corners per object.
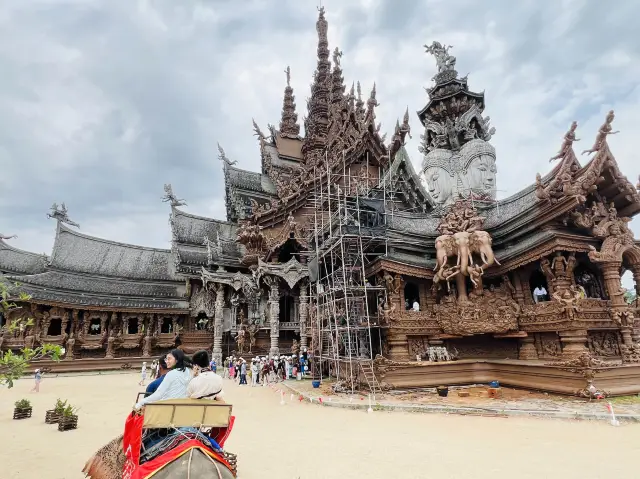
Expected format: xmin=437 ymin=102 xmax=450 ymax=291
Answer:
xmin=210 ymin=358 xmax=217 ymax=373
xmin=144 ymin=357 xmax=169 ymax=397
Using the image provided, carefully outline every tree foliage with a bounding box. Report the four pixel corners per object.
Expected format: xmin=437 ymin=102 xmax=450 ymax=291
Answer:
xmin=1 ymin=276 xmax=62 ymax=388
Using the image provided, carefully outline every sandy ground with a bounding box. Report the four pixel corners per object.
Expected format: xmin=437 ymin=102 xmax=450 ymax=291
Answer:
xmin=1 ymin=373 xmax=639 ymax=479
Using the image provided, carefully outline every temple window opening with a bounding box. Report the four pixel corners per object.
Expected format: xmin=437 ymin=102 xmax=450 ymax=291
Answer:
xmin=47 ymin=318 xmax=62 ymax=336
xmin=89 ymin=319 xmax=101 ymax=334
xmin=529 ymin=269 xmax=549 ymax=303
xmin=127 ymin=318 xmax=139 ymax=335
xmin=404 ymin=281 xmax=419 ymax=310
xmin=161 ymin=317 xmax=173 ymax=334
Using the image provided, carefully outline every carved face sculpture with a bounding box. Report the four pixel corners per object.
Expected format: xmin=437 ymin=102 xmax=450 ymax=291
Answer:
xmin=460 ymin=139 xmax=497 ymax=199
xmin=424 ymin=167 xmax=454 ymax=204
xmin=422 ymin=149 xmax=456 ymax=205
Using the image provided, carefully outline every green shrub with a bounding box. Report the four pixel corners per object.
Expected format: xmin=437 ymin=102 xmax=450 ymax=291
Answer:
xmin=14 ymin=398 xmax=31 ymax=409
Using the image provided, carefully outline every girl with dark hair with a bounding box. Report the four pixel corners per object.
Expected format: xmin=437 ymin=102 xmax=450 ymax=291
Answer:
xmin=188 ymin=350 xmax=224 ymax=401
xmin=134 ymin=348 xmax=192 ymax=409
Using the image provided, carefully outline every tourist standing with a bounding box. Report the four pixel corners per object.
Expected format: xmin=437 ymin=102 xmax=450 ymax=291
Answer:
xmin=251 ymin=360 xmax=259 ymax=386
xmin=139 ymin=362 xmax=147 ymax=386
xmin=210 ymin=357 xmax=217 ymax=373
xmin=229 ymin=358 xmax=235 ymax=380
xmin=239 ymin=359 xmax=247 ymax=385
xmin=30 ymin=369 xmax=43 ymax=393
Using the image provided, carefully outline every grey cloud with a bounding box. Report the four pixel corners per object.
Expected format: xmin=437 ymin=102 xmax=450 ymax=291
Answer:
xmin=1 ymin=0 xmax=639 ymax=269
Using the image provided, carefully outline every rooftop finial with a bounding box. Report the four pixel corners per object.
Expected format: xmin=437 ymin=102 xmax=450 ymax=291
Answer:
xmin=424 ymin=41 xmax=456 ymax=73
xmin=0 ymin=233 xmax=17 ymax=240
xmin=280 ymin=66 xmax=301 ymax=138
xmin=550 ymin=121 xmax=579 ymax=162
xmin=581 ymin=110 xmax=619 ymax=156
xmin=217 ymin=143 xmax=238 ymax=167
xmin=47 ymin=203 xmax=80 ymax=228
xmin=162 ymin=184 xmax=187 ymax=207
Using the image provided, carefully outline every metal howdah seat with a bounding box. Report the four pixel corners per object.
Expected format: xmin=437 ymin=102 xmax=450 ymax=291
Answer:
xmin=142 ymin=398 xmax=232 ymax=429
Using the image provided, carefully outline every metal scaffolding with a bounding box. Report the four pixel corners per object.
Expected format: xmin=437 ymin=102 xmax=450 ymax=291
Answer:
xmin=302 ymin=151 xmax=409 ymax=397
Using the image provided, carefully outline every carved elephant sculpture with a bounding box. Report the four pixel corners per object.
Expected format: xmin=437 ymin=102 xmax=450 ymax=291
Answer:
xmin=468 ymin=230 xmax=500 ymax=267
xmin=435 ymin=230 xmax=498 ymax=276
xmin=434 ymin=234 xmax=458 ymax=271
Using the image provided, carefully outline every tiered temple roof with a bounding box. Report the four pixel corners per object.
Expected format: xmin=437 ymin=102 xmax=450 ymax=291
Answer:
xmin=6 ymin=223 xmax=188 ymax=312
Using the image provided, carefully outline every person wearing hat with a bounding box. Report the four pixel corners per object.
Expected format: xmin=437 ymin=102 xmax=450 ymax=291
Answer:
xmin=239 ymin=359 xmax=247 ymax=385
xmin=250 ymin=359 xmax=259 ymax=387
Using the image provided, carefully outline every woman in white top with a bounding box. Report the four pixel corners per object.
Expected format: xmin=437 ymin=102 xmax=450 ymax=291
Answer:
xmin=135 ymin=349 xmax=192 ymax=409
xmin=188 ymin=350 xmax=224 ymax=401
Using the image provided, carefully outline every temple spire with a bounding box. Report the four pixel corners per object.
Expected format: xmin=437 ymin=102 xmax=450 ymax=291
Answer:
xmin=302 ymin=7 xmax=331 ymax=161
xmin=355 ymin=81 xmax=365 ymax=123
xmin=279 ymin=66 xmax=301 ymax=138
xmin=364 ymin=83 xmax=379 ymax=127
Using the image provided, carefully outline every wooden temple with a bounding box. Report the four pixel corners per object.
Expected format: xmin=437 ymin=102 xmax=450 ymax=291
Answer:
xmin=1 ymin=10 xmax=640 ymax=395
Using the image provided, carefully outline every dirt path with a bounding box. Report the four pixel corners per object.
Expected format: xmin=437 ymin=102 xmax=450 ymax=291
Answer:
xmin=1 ymin=373 xmax=638 ymax=478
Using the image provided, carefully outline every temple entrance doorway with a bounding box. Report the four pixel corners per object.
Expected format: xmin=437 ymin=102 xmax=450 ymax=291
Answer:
xmin=404 ymin=282 xmax=419 ymax=310
xmin=47 ymin=318 xmax=62 ymax=336
xmin=195 ymin=312 xmax=208 ymax=330
xmin=529 ymin=269 xmax=549 ymax=302
xmin=279 ymin=294 xmax=294 ymax=323
xmin=161 ymin=317 xmax=173 ymax=333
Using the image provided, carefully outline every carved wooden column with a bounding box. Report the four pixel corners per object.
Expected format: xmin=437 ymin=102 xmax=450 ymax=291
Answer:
xmin=518 ymin=335 xmax=538 ymax=360
xmin=512 ymin=273 xmax=526 ymax=306
xmin=559 ymin=329 xmax=589 ymax=359
xmin=105 ymin=312 xmax=117 ymax=359
xmin=520 ymin=272 xmax=534 ymax=306
xmin=267 ymin=277 xmax=280 ymax=357
xmin=600 ymin=260 xmax=633 ymax=345
xmin=299 ymin=280 xmax=309 ymax=350
xmin=212 ymin=284 xmax=225 ymax=366
xmin=418 ymin=282 xmax=429 ymax=311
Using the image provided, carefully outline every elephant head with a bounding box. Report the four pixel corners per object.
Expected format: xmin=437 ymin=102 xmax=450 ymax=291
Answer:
xmin=434 ymin=234 xmax=457 ymax=272
xmin=469 ymin=230 xmax=500 ymax=267
xmin=453 ymin=231 xmax=472 ymax=274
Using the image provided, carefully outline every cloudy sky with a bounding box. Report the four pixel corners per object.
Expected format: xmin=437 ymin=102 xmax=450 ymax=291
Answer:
xmin=1 ymin=0 xmax=639 ymax=283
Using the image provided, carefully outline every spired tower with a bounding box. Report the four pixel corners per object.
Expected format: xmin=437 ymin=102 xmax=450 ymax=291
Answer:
xmin=419 ymin=42 xmax=497 ymax=206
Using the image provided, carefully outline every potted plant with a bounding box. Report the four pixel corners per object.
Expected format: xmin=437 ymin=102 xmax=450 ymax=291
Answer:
xmin=45 ymin=398 xmax=67 ymax=424
xmin=13 ymin=398 xmax=33 ymax=420
xmin=58 ymin=404 xmax=79 ymax=432
xmin=436 ymin=386 xmax=449 ymax=397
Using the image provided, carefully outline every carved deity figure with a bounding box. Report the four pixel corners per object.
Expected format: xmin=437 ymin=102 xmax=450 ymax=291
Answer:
xmin=247 ymin=323 xmax=258 ymax=353
xmin=162 ymin=184 xmax=187 ymax=207
xmin=551 ymin=252 xmax=567 ymax=277
xmin=424 ymin=41 xmax=456 ymax=72
xmin=235 ymin=327 xmax=246 ymax=354
xmin=550 ymin=121 xmax=580 ymax=162
xmin=582 ymin=110 xmax=618 ymax=155
xmin=459 ymin=139 xmax=498 ymax=200
xmin=47 ymin=202 xmax=80 ymax=228
xmin=552 ymin=288 xmax=581 ymax=320
xmin=291 ymin=338 xmax=300 ymax=357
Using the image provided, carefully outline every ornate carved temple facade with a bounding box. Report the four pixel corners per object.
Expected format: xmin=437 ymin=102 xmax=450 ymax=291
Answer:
xmin=2 ymin=10 xmax=640 ymax=392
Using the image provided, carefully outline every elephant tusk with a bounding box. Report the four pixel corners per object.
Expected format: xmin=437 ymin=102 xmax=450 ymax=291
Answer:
xmin=494 ymin=257 xmax=501 ymax=266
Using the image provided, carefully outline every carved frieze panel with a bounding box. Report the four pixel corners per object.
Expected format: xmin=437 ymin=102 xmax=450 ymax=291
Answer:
xmin=587 ymin=331 xmax=621 ymax=357
xmin=256 ymin=258 xmax=308 ymax=289
xmin=534 ymin=332 xmax=561 ymax=359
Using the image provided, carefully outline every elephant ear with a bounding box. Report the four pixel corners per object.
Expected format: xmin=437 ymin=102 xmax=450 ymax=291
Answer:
xmin=442 ymin=235 xmax=457 ymax=252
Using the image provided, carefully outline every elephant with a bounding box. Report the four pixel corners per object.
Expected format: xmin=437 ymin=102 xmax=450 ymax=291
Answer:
xmin=468 ymin=230 xmax=500 ymax=267
xmin=453 ymin=231 xmax=473 ymax=274
xmin=434 ymin=234 xmax=457 ymax=271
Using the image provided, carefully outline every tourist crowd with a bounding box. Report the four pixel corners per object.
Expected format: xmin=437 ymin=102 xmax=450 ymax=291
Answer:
xmin=222 ymin=353 xmax=310 ymax=386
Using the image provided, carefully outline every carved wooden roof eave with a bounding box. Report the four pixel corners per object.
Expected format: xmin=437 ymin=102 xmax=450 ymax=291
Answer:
xmin=488 ymin=231 xmax=600 ymax=277
xmin=200 ymin=267 xmax=254 ymax=292
xmin=366 ymin=257 xmax=434 ymax=280
xmin=487 ymin=195 xmax=583 ymax=243
xmin=22 ymin=297 xmax=189 ymax=314
xmin=256 ymin=257 xmax=309 ymax=289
